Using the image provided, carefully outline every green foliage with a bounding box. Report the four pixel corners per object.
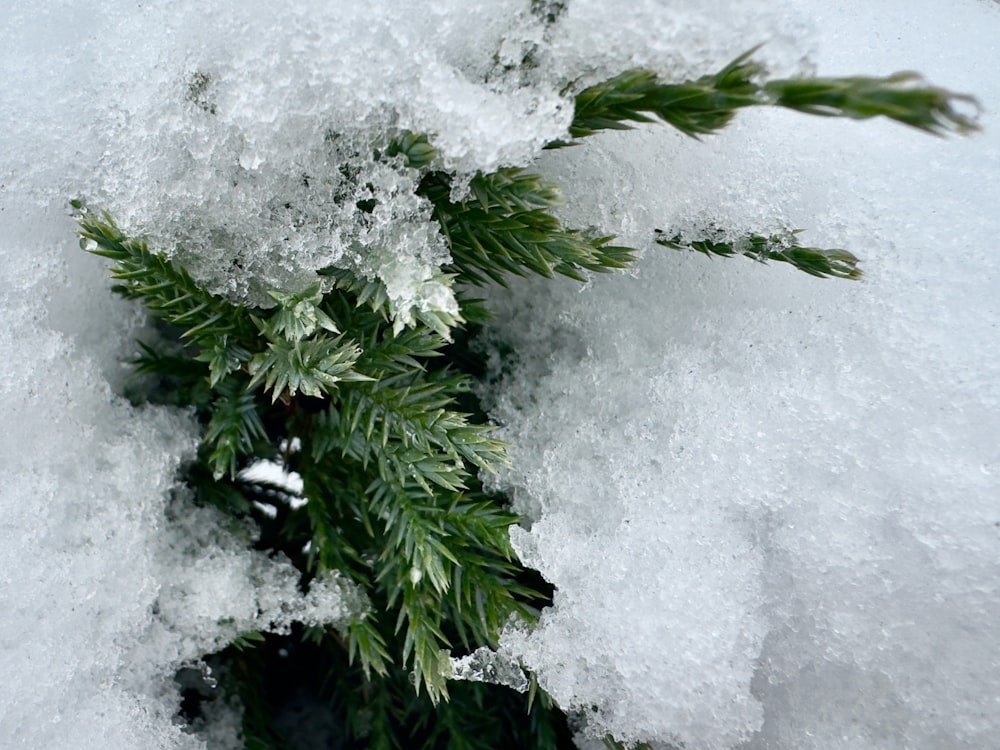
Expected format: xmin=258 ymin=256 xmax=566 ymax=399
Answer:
xmin=76 ymin=202 xmax=566 ymax=743
xmin=568 ymin=50 xmax=764 ymax=140
xmin=246 ymin=330 xmax=366 ymax=403
xmin=385 ymin=131 xmax=438 ymax=170
xmin=76 ymin=42 xmax=977 ymax=749
xmin=76 ymin=206 xmax=256 ymax=354
xmin=199 ymin=631 xmax=573 ymax=750
xmin=204 ymin=377 xmax=268 ymax=480
xmin=419 ymin=168 xmax=636 ymax=286
xmin=656 ymin=228 xmax=862 ymax=279
xmin=565 ymin=48 xmax=979 ymax=142
xmin=763 ymin=71 xmax=980 ymax=135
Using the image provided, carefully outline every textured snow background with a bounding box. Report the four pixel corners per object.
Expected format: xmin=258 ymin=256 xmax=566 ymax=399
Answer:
xmin=488 ymin=3 xmax=1000 ymax=748
xmin=1 ymin=0 xmax=997 ymax=748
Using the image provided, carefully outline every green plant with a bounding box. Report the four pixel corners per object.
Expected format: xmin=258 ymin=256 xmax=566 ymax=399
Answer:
xmin=76 ymin=48 xmax=975 ymax=749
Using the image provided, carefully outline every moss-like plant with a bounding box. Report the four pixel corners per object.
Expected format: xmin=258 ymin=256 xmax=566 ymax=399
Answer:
xmin=76 ymin=48 xmax=976 ymax=749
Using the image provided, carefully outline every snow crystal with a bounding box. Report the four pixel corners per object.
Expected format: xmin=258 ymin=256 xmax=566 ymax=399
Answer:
xmin=448 ymin=646 xmax=529 ymax=693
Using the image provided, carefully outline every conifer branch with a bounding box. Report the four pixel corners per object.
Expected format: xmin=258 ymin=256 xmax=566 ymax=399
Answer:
xmin=76 ymin=30 xmax=972 ymax=736
xmin=265 ymin=283 xmax=340 ymax=341
xmin=194 ymin=335 xmax=254 ymax=389
xmin=75 ymin=205 xmax=255 ymax=354
xmin=764 ymin=72 xmax=980 ymax=135
xmin=346 ymin=616 xmax=393 ymax=680
xmin=128 ymin=339 xmax=214 ymax=409
xmin=318 ymin=264 xmax=463 ymax=338
xmin=311 ymin=373 xmax=508 ymax=488
xmin=444 ymin=547 xmax=540 ymax=650
xmin=203 ymin=375 xmax=268 ymax=480
xmin=246 ymin=326 xmax=368 ymax=403
xmin=656 ymin=228 xmax=862 ymax=279
xmin=294 ymin=470 xmax=394 ymax=680
xmin=568 ymin=49 xmax=763 ymax=140
xmin=564 ymin=49 xmax=979 ymax=143
xmin=358 ymin=474 xmax=531 ymax=703
xmin=386 ymin=131 xmax=438 ymax=170
xmin=420 ymin=169 xmax=635 ymax=286
xmin=318 ymin=265 xmax=394 ymax=318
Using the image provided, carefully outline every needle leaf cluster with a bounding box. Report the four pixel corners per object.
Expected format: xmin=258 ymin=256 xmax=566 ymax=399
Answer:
xmin=566 ymin=48 xmax=979 ymax=142
xmin=656 ymin=228 xmax=862 ymax=279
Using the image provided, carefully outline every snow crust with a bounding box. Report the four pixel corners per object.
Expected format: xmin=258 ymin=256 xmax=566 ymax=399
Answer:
xmin=1 ymin=0 xmax=998 ymax=748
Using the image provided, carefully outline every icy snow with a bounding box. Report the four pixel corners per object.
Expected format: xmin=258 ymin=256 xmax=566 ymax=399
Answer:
xmin=1 ymin=0 xmax=998 ymax=748
xmin=0 ymin=244 xmax=362 ymax=749
xmin=486 ymin=3 xmax=1000 ymax=748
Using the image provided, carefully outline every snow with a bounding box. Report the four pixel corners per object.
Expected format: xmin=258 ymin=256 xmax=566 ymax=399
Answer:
xmin=448 ymin=646 xmax=530 ymax=693
xmin=0 ymin=249 xmax=362 ymax=748
xmin=1 ymin=0 xmax=998 ymax=748
xmin=484 ymin=3 xmax=1000 ymax=747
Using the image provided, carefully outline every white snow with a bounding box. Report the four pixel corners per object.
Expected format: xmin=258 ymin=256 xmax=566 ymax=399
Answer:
xmin=1 ymin=0 xmax=998 ymax=748
xmin=0 ymin=245 xmax=362 ymax=748
xmin=485 ymin=2 xmax=1000 ymax=748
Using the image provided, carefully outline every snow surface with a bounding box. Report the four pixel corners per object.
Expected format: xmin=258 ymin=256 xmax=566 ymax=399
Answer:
xmin=1 ymin=0 xmax=998 ymax=748
xmin=486 ymin=4 xmax=1000 ymax=748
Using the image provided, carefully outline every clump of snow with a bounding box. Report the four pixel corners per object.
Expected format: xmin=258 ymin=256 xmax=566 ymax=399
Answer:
xmin=535 ymin=0 xmax=816 ymax=89
xmin=0 ymin=210 xmax=364 ymax=749
xmin=147 ymin=497 xmax=362 ymax=659
xmin=2 ymin=0 xmax=821 ymax=329
xmin=1 ymin=0 xmax=577 ymax=326
xmin=448 ymin=646 xmax=529 ymax=693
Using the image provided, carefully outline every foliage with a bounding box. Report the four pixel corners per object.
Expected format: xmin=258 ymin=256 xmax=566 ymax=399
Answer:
xmin=655 ymin=228 xmax=862 ymax=279
xmin=77 ymin=44 xmax=975 ymax=749
xmin=200 ymin=630 xmax=573 ymax=750
xmin=565 ymin=48 xmax=978 ymax=142
xmin=418 ymin=168 xmax=635 ymax=286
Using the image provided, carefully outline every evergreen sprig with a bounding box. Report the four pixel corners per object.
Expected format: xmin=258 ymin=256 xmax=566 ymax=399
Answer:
xmin=569 ymin=49 xmax=763 ymax=140
xmin=420 ymin=168 xmax=635 ymax=286
xmin=764 ymin=71 xmax=980 ymax=135
xmin=75 ymin=205 xmax=255 ymax=354
xmin=656 ymin=228 xmax=862 ymax=279
xmin=76 ymin=201 xmax=553 ymax=737
xmin=203 ymin=376 xmax=268 ymax=480
xmin=565 ymin=48 xmax=979 ymax=142
xmin=246 ymin=328 xmax=367 ymax=404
